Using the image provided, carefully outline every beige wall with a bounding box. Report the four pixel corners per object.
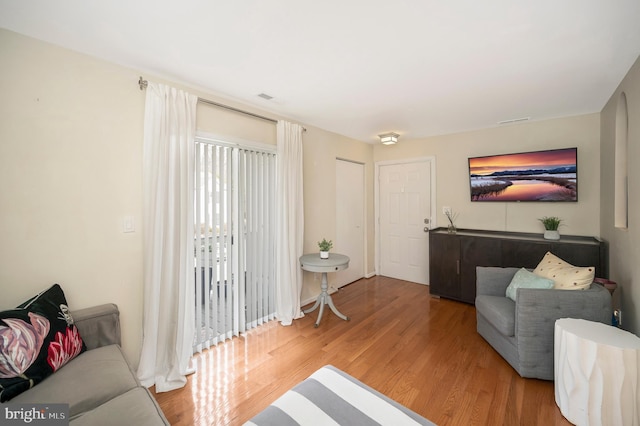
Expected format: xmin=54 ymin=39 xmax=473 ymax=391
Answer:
xmin=196 ymin=103 xmax=276 ymax=145
xmin=0 ymin=29 xmax=373 ymax=364
xmin=0 ymin=29 xmax=147 ymax=365
xmin=301 ymin=129 xmax=375 ymax=303
xmin=2 ymin=27 xmax=636 ymax=365
xmin=600 ymin=56 xmax=640 ymax=334
xmin=373 ymin=114 xmax=601 ymax=237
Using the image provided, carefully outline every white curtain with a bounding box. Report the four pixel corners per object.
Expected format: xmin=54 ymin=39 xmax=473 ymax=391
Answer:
xmin=275 ymin=120 xmax=305 ymax=325
xmin=138 ymin=82 xmax=197 ymax=392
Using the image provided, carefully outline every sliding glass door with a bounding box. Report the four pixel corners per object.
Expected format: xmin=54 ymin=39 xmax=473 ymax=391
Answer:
xmin=193 ymin=139 xmax=276 ymax=352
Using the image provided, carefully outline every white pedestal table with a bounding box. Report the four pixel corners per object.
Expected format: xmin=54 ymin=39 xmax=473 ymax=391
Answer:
xmin=555 ymin=318 xmax=640 ymax=425
xmin=300 ymin=253 xmax=350 ymax=328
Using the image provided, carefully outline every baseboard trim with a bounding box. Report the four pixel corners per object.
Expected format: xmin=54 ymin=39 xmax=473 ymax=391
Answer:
xmin=301 ymin=296 xmax=316 ymax=307
xmin=302 ymin=273 xmax=377 ymax=307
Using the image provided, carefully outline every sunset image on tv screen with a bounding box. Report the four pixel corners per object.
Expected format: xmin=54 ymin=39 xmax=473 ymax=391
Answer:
xmin=468 ymin=148 xmax=577 ymax=201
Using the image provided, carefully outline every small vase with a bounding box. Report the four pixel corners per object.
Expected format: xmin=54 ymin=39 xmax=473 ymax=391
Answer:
xmin=320 ymin=251 xmax=329 ymax=259
xmin=543 ymin=230 xmax=560 ymax=240
xmin=447 ymin=225 xmax=457 ymax=234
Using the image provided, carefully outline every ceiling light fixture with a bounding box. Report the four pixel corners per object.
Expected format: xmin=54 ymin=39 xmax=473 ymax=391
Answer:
xmin=379 ymin=132 xmax=400 ymax=145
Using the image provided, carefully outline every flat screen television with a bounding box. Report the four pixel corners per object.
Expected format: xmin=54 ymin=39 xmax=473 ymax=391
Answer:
xmin=468 ymin=147 xmax=577 ymax=202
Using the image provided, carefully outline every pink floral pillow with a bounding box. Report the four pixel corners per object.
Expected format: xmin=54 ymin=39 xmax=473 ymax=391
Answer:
xmin=0 ymin=284 xmax=86 ymax=401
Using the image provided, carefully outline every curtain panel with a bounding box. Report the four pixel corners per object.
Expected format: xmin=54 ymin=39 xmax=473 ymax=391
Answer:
xmin=275 ymin=120 xmax=305 ymax=325
xmin=138 ymin=82 xmax=197 ymax=392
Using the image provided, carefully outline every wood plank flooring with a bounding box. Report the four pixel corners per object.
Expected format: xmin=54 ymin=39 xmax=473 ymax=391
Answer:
xmin=151 ymin=276 xmax=571 ymax=425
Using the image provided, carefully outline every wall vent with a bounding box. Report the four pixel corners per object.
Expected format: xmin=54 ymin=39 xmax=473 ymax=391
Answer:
xmin=498 ymin=117 xmax=530 ymax=125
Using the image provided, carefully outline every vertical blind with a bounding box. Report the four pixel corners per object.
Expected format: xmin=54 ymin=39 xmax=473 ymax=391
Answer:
xmin=194 ymin=140 xmax=276 ymax=352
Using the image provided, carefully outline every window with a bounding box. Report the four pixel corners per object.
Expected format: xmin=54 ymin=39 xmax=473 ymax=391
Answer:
xmin=193 ymin=138 xmax=276 ymax=351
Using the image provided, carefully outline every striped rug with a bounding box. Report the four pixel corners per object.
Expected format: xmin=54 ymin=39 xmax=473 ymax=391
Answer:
xmin=245 ymin=365 xmax=435 ymax=425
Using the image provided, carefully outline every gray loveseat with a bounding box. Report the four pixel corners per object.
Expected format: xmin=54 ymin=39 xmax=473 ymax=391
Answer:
xmin=8 ymin=304 xmax=169 ymax=425
xmin=475 ymin=267 xmax=612 ymax=380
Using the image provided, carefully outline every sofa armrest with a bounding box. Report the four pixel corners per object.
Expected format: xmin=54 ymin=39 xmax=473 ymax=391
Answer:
xmin=72 ymin=303 xmax=121 ymax=350
xmin=515 ymin=284 xmax=611 ymax=378
xmin=475 ymin=267 xmax=520 ymax=297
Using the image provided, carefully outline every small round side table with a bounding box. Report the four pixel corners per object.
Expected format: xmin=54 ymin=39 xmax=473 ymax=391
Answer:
xmin=300 ymin=253 xmax=350 ymax=328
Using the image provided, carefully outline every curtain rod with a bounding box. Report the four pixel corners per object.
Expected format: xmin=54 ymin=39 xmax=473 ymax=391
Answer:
xmin=138 ymin=76 xmax=305 ymax=130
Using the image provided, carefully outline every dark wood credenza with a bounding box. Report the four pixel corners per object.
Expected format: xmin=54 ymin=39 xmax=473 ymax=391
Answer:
xmin=428 ymin=227 xmax=608 ymax=304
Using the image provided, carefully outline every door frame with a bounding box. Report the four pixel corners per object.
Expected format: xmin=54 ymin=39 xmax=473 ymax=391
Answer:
xmin=335 ymin=157 xmax=366 ymax=286
xmin=374 ymin=157 xmax=437 ymax=276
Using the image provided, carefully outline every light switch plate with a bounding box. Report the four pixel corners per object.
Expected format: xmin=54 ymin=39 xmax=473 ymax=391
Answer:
xmin=123 ymin=216 xmax=135 ymax=233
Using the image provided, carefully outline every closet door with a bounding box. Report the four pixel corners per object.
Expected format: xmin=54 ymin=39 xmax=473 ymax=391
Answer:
xmin=335 ymin=159 xmax=365 ymax=287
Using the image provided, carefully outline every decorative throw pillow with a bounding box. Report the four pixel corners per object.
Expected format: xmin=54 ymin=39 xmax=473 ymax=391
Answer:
xmin=505 ymin=268 xmax=555 ymax=301
xmin=0 ymin=284 xmax=86 ymax=402
xmin=533 ymin=252 xmax=595 ymax=290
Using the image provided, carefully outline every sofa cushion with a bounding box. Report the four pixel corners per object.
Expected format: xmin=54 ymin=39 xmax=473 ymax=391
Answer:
xmin=505 ymin=268 xmax=554 ymax=301
xmin=533 ymin=252 xmax=595 ymax=290
xmin=475 ymin=295 xmax=516 ymax=337
xmin=70 ymin=387 xmax=169 ymax=425
xmin=0 ymin=284 xmax=86 ymax=401
xmin=10 ymin=344 xmax=139 ymax=418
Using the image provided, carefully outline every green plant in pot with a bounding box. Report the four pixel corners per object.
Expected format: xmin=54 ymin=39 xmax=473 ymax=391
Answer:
xmin=539 ymin=216 xmax=562 ymax=240
xmin=318 ymin=238 xmax=333 ymax=259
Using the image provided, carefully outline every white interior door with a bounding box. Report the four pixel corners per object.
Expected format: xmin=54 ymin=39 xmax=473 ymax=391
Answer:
xmin=335 ymin=159 xmax=365 ymax=287
xmin=378 ymin=160 xmax=431 ymax=284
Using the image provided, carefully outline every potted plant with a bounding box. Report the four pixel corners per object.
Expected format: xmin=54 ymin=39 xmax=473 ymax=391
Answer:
xmin=539 ymin=216 xmax=562 ymax=240
xmin=318 ymin=238 xmax=333 ymax=259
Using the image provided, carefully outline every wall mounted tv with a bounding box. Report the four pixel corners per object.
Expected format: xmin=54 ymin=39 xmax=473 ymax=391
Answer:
xmin=468 ymin=147 xmax=577 ymax=202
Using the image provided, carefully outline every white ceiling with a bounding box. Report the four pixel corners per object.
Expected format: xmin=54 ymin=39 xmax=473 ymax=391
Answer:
xmin=1 ymin=1 xmax=639 ymax=143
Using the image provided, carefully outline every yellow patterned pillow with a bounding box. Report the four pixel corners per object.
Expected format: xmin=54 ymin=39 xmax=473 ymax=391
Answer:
xmin=533 ymin=252 xmax=595 ymax=290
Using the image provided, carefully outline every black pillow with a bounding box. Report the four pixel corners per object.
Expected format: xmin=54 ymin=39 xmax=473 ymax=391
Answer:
xmin=0 ymin=284 xmax=86 ymax=402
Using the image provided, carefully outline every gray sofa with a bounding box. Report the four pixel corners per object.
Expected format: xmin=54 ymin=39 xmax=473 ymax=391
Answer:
xmin=8 ymin=304 xmax=169 ymax=425
xmin=475 ymin=267 xmax=612 ymax=380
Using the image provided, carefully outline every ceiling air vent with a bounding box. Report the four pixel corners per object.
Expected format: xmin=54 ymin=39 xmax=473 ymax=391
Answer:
xmin=258 ymin=93 xmax=273 ymax=100
xmin=498 ymin=117 xmax=530 ymax=125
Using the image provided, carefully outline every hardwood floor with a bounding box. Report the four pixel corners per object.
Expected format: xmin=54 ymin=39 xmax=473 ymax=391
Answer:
xmin=151 ymin=276 xmax=571 ymax=425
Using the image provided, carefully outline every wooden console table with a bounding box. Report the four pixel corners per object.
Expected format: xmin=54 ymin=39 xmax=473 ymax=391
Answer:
xmin=429 ymin=228 xmax=607 ymax=304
